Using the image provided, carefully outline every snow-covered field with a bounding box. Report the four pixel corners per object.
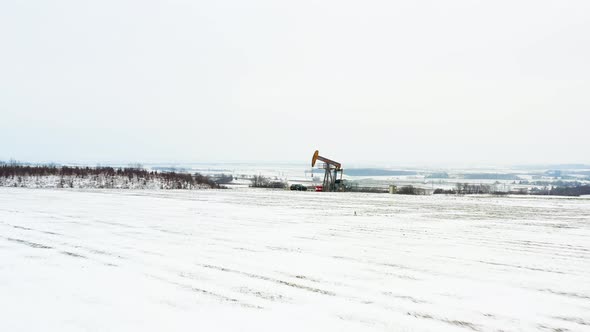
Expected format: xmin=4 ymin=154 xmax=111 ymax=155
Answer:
xmin=1 ymin=188 xmax=589 ymax=331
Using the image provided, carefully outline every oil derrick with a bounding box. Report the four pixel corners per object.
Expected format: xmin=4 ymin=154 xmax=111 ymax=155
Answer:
xmin=311 ymin=150 xmax=343 ymax=192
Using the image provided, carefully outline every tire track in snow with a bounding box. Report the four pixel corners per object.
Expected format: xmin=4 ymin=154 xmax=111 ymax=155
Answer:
xmin=198 ymin=264 xmax=336 ymax=296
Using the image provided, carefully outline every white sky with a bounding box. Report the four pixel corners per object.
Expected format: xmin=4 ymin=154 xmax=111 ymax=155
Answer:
xmin=1 ymin=0 xmax=589 ymax=166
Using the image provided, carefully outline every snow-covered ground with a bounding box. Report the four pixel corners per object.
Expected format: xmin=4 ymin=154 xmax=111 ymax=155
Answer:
xmin=1 ymin=188 xmax=589 ymax=331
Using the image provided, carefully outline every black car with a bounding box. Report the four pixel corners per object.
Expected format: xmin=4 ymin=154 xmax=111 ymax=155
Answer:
xmin=290 ymin=184 xmax=308 ymax=191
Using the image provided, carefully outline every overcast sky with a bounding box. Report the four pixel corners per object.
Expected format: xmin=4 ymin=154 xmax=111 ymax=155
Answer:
xmin=1 ymin=0 xmax=589 ymax=166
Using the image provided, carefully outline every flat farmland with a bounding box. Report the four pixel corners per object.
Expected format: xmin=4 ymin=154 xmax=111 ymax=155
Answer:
xmin=1 ymin=188 xmax=589 ymax=331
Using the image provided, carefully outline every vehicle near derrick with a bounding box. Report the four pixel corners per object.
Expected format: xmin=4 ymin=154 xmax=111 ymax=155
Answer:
xmin=289 ymin=184 xmax=307 ymax=191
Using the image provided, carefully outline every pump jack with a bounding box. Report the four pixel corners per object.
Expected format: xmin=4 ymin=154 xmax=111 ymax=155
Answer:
xmin=311 ymin=150 xmax=343 ymax=192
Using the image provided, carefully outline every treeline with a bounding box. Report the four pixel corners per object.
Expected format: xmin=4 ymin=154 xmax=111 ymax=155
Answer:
xmin=347 ymin=186 xmax=389 ymax=193
xmin=0 ymin=165 xmax=150 ymax=178
xmin=431 ymin=183 xmax=590 ymax=197
xmin=0 ymin=165 xmax=221 ymax=189
xmin=518 ymin=180 xmax=587 ymax=187
xmin=429 ymin=183 xmax=497 ymax=195
xmin=397 ymin=185 xmax=427 ymax=195
xmin=530 ymin=185 xmax=590 ymax=197
xmin=250 ymin=175 xmax=287 ymax=189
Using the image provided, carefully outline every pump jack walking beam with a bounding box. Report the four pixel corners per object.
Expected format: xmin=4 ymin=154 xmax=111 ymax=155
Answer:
xmin=312 ymin=150 xmax=341 ymax=169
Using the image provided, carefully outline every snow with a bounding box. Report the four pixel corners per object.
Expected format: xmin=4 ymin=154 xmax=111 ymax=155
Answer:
xmin=1 ymin=188 xmax=589 ymax=331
